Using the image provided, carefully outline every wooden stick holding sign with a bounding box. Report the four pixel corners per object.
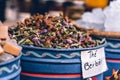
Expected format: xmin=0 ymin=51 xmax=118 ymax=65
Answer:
xmin=73 ymin=23 xmax=120 ymax=38
xmin=89 ymin=29 xmax=120 ymax=39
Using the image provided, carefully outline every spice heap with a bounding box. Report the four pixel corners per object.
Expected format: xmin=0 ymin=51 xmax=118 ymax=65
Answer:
xmin=0 ymin=23 xmax=22 ymax=62
xmin=108 ymin=69 xmax=120 ymax=80
xmin=9 ymin=14 xmax=104 ymax=48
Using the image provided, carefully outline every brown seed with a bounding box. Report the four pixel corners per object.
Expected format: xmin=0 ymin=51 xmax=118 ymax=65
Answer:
xmin=64 ymin=16 xmax=69 ymax=22
xmin=45 ymin=39 xmax=51 ymax=45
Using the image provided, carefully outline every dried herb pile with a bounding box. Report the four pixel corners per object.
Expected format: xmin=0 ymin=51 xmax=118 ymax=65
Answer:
xmin=9 ymin=14 xmax=104 ymax=48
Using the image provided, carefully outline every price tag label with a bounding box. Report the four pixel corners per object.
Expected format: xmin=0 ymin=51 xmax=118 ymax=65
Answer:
xmin=81 ymin=47 xmax=108 ymax=78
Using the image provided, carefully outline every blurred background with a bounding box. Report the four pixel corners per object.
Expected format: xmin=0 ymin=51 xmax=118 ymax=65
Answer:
xmin=0 ymin=0 xmax=113 ymax=26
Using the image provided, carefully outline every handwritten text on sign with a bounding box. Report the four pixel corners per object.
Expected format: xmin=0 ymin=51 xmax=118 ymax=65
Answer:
xmin=81 ymin=47 xmax=108 ymax=78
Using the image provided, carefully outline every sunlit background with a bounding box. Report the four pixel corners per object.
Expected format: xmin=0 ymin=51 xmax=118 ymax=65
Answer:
xmin=0 ymin=0 xmax=114 ymax=27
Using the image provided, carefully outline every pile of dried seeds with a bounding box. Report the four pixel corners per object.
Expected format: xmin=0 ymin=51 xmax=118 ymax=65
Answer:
xmin=9 ymin=14 xmax=104 ymax=48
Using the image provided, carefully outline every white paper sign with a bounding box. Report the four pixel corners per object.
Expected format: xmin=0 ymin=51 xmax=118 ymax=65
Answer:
xmin=81 ymin=47 xmax=108 ymax=78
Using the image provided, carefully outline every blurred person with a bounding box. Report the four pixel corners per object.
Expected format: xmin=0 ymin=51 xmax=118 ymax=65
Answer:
xmin=0 ymin=0 xmax=6 ymax=22
xmin=30 ymin=0 xmax=45 ymax=15
xmin=44 ymin=0 xmax=58 ymax=13
xmin=62 ymin=1 xmax=74 ymax=16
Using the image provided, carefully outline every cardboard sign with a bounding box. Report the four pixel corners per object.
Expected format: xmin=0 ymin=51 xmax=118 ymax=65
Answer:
xmin=81 ymin=47 xmax=108 ymax=78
